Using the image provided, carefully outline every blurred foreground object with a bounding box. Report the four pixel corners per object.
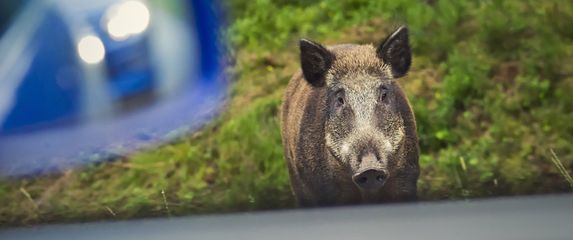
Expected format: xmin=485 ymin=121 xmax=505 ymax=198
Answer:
xmin=1 ymin=194 xmax=572 ymax=240
xmin=0 ymin=0 xmax=227 ymax=177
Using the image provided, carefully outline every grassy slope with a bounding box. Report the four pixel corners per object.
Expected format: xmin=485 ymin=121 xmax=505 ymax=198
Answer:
xmin=1 ymin=0 xmax=573 ymax=226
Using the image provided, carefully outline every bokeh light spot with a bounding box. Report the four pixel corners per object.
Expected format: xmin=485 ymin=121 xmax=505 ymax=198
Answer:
xmin=77 ymin=35 xmax=105 ymax=64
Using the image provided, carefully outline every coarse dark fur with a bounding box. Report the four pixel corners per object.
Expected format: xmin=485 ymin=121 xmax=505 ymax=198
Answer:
xmin=281 ymin=26 xmax=419 ymax=207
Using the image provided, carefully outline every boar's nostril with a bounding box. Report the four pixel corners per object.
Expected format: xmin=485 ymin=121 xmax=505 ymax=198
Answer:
xmin=353 ymin=169 xmax=387 ymax=190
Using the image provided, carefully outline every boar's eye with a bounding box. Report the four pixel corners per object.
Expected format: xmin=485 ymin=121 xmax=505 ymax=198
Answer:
xmin=336 ymin=96 xmax=344 ymax=106
xmin=379 ymin=86 xmax=389 ymax=102
xmin=334 ymin=90 xmax=345 ymax=109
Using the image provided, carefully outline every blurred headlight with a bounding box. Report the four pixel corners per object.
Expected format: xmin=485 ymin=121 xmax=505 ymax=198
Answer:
xmin=105 ymin=1 xmax=150 ymax=41
xmin=77 ymin=35 xmax=105 ymax=64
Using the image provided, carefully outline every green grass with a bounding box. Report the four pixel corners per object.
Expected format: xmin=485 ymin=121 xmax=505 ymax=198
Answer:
xmin=1 ymin=0 xmax=573 ymax=226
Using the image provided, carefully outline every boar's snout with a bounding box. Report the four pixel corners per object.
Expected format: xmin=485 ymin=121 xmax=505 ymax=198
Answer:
xmin=352 ymin=168 xmax=387 ymax=190
xmin=352 ymin=152 xmax=387 ymax=190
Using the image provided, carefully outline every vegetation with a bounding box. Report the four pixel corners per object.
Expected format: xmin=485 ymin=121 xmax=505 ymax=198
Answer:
xmin=1 ymin=0 xmax=573 ymax=226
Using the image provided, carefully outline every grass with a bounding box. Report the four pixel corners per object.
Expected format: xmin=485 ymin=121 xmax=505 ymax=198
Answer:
xmin=1 ymin=0 xmax=573 ymax=226
xmin=550 ymin=149 xmax=573 ymax=190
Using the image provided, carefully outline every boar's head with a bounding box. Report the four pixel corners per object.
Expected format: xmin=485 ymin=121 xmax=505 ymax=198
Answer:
xmin=299 ymin=26 xmax=413 ymax=194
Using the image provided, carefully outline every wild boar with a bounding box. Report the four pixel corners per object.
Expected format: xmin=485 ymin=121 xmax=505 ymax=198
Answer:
xmin=281 ymin=26 xmax=419 ymax=207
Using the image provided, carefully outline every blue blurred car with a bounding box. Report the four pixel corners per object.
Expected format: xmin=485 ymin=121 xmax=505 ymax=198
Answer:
xmin=0 ymin=0 xmax=227 ymax=176
xmin=1 ymin=0 xmax=159 ymax=132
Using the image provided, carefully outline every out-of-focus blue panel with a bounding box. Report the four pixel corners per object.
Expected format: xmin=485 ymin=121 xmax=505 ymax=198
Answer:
xmin=1 ymin=9 xmax=80 ymax=133
xmin=191 ymin=0 xmax=223 ymax=81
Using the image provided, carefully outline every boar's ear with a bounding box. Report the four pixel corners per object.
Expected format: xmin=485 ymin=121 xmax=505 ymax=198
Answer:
xmin=376 ymin=26 xmax=411 ymax=78
xmin=299 ymin=39 xmax=334 ymax=87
